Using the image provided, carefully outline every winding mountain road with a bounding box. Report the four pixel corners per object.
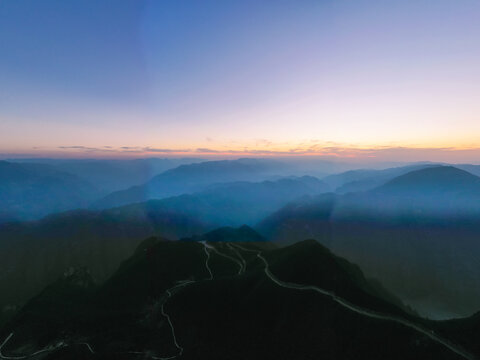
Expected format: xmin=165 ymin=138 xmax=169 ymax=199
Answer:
xmin=202 ymin=242 xmax=243 ymax=275
xmin=160 ymin=288 xmax=186 ymax=358
xmin=202 ymin=243 xmax=214 ymax=280
xmin=150 ymin=242 xmax=214 ymax=359
xmin=0 ymin=332 xmax=62 ymax=360
xmin=232 ymin=243 xmax=476 ymax=360
xmin=226 ymin=243 xmax=246 ymax=274
xmin=0 ymin=332 xmax=94 ymax=360
xmin=0 ymin=242 xmax=216 ymax=360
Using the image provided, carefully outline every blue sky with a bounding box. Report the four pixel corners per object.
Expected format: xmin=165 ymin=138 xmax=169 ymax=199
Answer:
xmin=1 ymin=0 xmax=480 ymax=161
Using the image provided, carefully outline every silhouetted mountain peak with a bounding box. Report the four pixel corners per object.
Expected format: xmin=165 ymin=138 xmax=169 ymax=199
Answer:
xmin=293 ymin=238 xmax=330 ymax=250
xmin=188 ymin=225 xmax=266 ymax=242
xmin=134 ymin=236 xmax=169 ymax=254
xmin=374 ymin=166 xmax=480 ymax=196
xmin=272 ymin=239 xmax=341 ymax=269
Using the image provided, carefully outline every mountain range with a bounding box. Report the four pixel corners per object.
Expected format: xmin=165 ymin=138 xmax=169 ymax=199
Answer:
xmin=2 ymin=160 xmax=480 ymax=331
xmin=92 ymin=158 xmax=305 ymax=209
xmin=8 ymin=158 xmax=205 ymax=194
xmin=0 ymin=175 xmax=329 ymax=315
xmin=259 ymin=166 xmax=480 ymax=318
xmin=0 ymin=161 xmax=99 ymax=222
xmin=0 ymin=158 xmax=299 ymax=222
xmin=322 ymin=163 xmax=439 ymax=193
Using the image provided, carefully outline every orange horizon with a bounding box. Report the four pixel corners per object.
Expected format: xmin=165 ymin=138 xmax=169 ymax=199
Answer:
xmin=3 ymin=143 xmax=480 ymax=164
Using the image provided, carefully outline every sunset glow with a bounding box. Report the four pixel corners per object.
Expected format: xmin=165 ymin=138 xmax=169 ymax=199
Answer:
xmin=1 ymin=0 xmax=479 ymax=162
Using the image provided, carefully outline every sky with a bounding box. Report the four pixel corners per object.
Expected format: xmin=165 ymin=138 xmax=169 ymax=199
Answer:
xmin=1 ymin=0 xmax=480 ymax=162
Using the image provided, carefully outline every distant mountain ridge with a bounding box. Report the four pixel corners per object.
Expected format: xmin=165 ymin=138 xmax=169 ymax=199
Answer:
xmin=8 ymin=157 xmax=205 ymax=193
xmin=374 ymin=166 xmax=480 ymax=196
xmin=0 ymin=203 xmax=212 ymax=314
xmin=0 ymin=161 xmax=99 ymax=222
xmin=322 ymin=163 xmax=439 ymax=193
xmin=92 ymin=158 xmax=297 ymax=209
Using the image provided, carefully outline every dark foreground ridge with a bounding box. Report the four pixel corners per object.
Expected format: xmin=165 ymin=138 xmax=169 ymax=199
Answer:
xmin=232 ymin=243 xmax=475 ymax=360
xmin=0 ymin=230 xmax=478 ymax=360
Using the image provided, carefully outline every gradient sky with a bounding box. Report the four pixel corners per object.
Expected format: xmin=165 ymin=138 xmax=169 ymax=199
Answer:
xmin=1 ymin=0 xmax=480 ymax=162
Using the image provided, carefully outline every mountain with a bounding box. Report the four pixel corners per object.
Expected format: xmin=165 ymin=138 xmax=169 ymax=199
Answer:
xmin=92 ymin=158 xmax=294 ymax=209
xmin=0 ymin=202 xmax=212 ymax=316
xmin=375 ymin=166 xmax=480 ymax=196
xmin=96 ymin=176 xmax=330 ymax=229
xmin=0 ymin=161 xmax=100 ymax=222
xmin=94 ymin=176 xmax=330 ymax=227
xmin=186 ymin=225 xmax=267 ymax=242
xmin=0 ymin=175 xmax=329 ymax=314
xmin=365 ymin=166 xmax=480 ymax=219
xmin=191 ymin=176 xmax=331 ymax=225
xmin=259 ymin=166 xmax=480 ymax=318
xmin=8 ymin=158 xmax=205 ymax=194
xmin=1 ymin=236 xmax=476 ymax=359
xmin=455 ymin=164 xmax=480 ymax=178
xmin=322 ymin=163 xmax=438 ymax=194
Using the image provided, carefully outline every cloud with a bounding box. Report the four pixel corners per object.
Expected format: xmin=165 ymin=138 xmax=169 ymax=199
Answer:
xmin=196 ymin=148 xmax=221 ymax=153
xmin=58 ymin=146 xmax=88 ymax=149
xmin=56 ymin=145 xmax=191 ymax=154
xmin=58 ymin=146 xmax=109 ymax=152
xmin=143 ymin=147 xmax=191 ymax=153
